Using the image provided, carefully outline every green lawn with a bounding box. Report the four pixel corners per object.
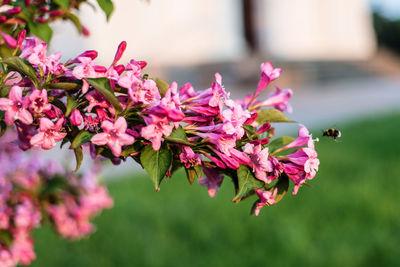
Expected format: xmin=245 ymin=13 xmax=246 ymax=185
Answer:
xmin=30 ymin=112 xmax=400 ymax=267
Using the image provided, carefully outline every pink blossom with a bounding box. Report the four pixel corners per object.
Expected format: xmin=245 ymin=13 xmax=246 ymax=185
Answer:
xmin=0 ymin=86 xmax=33 ymax=125
xmin=72 ymin=57 xmax=97 ymax=79
xmin=91 ymin=117 xmax=135 ymax=157
xmin=179 ymin=146 xmax=201 ymax=168
xmin=112 ymin=41 xmax=127 ymax=66
xmin=198 ymin=167 xmax=224 ymax=198
xmin=253 ymin=188 xmax=278 ymax=216
xmin=244 ymin=143 xmax=273 ymax=183
xmin=0 ymin=31 xmax=16 ymax=48
xmin=258 ymin=87 xmax=293 ymax=113
xmin=85 ymin=91 xmax=110 ymax=112
xmin=221 ymin=101 xmax=250 ymax=139
xmin=28 ymin=89 xmax=51 ymax=114
xmin=70 ymin=109 xmax=83 ymax=126
xmin=255 ymin=62 xmax=282 ymax=98
xmin=283 ymin=125 xmax=315 ymax=150
xmin=286 ymin=147 xmax=320 ymax=180
xmin=0 ymin=249 xmax=15 ymax=267
xmin=30 ymin=118 xmax=67 ymax=150
xmin=11 ymin=231 xmax=36 ymax=265
xmin=141 ymin=115 xmax=173 ymax=151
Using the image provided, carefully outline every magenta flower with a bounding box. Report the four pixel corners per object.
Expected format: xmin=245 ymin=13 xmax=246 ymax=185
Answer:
xmin=28 ymin=89 xmax=52 ymax=114
xmin=70 ymin=109 xmax=83 ymax=126
xmin=244 ymin=143 xmax=273 ymax=183
xmin=30 ymin=118 xmax=67 ymax=150
xmin=255 ymin=62 xmax=282 ymax=98
xmin=253 ymin=188 xmax=278 ymax=216
xmin=91 ymin=117 xmax=135 ymax=157
xmin=286 ymin=147 xmax=320 ymax=179
xmin=179 ymin=146 xmax=201 ymax=168
xmin=198 ymin=167 xmax=224 ymax=198
xmin=0 ymin=86 xmax=33 ymax=125
xmin=258 ymin=87 xmax=293 ymax=113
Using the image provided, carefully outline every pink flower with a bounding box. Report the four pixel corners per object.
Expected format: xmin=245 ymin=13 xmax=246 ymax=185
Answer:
xmin=0 ymin=86 xmax=33 ymax=125
xmin=179 ymin=146 xmax=201 ymax=168
xmin=258 ymin=87 xmax=293 ymax=113
xmin=30 ymin=118 xmax=67 ymax=150
xmin=72 ymin=57 xmax=97 ymax=79
xmin=91 ymin=117 xmax=135 ymax=157
xmin=283 ymin=125 xmax=315 ymax=150
xmin=28 ymin=89 xmax=51 ymax=114
xmin=221 ymin=101 xmax=250 ymax=139
xmin=0 ymin=31 xmax=16 ymax=48
xmin=141 ymin=115 xmax=173 ymax=151
xmin=85 ymin=91 xmax=111 ymax=113
xmin=70 ymin=109 xmax=83 ymax=126
xmin=286 ymin=147 xmax=320 ymax=180
xmin=254 ymin=62 xmax=282 ymax=98
xmin=244 ymin=143 xmax=273 ymax=183
xmin=198 ymin=167 xmax=224 ymax=198
xmin=253 ymin=188 xmax=278 ymax=216
xmin=0 ymin=249 xmax=15 ymax=267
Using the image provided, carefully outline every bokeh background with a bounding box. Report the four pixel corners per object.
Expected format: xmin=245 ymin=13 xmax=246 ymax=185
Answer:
xmin=33 ymin=0 xmax=400 ymax=266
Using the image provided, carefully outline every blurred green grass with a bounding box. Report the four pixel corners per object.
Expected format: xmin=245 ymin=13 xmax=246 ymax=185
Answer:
xmin=31 ymin=113 xmax=400 ymax=267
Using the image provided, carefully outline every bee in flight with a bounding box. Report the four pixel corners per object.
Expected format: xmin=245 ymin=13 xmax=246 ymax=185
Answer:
xmin=322 ymin=128 xmax=341 ymax=141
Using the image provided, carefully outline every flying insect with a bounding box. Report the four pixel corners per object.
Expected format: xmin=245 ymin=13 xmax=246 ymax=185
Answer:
xmin=322 ymin=128 xmax=341 ymax=141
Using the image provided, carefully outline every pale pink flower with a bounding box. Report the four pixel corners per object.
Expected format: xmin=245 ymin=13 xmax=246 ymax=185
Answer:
xmin=11 ymin=230 xmax=36 ymax=265
xmin=30 ymin=118 xmax=67 ymax=150
xmin=0 ymin=249 xmax=15 ymax=267
xmin=0 ymin=86 xmax=33 ymax=125
xmin=28 ymin=89 xmax=52 ymax=114
xmin=91 ymin=117 xmax=135 ymax=157
xmin=253 ymin=188 xmax=278 ymax=216
xmin=221 ymin=101 xmax=250 ymax=139
xmin=198 ymin=167 xmax=224 ymax=198
xmin=72 ymin=57 xmax=97 ymax=79
xmin=244 ymin=143 xmax=273 ymax=183
xmin=141 ymin=115 xmax=173 ymax=151
xmin=70 ymin=109 xmax=83 ymax=126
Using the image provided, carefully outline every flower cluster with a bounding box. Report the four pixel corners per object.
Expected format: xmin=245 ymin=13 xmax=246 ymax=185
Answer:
xmin=0 ymin=0 xmax=114 ymax=52
xmin=0 ymin=35 xmax=319 ymax=218
xmin=0 ymin=132 xmax=112 ymax=267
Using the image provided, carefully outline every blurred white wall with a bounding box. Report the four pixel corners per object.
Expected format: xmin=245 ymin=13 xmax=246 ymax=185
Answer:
xmin=256 ymin=0 xmax=376 ymax=60
xmin=49 ymin=0 xmax=246 ymax=66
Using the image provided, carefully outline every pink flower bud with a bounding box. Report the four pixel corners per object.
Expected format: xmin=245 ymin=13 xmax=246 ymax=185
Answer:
xmin=0 ymin=31 xmax=17 ymax=48
xmin=0 ymin=16 xmax=6 ymax=24
xmin=257 ymin=123 xmax=271 ymax=135
xmin=49 ymin=10 xmax=64 ymax=17
xmin=112 ymin=41 xmax=127 ymax=66
xmin=24 ymin=0 xmax=31 ymax=6
xmin=93 ymin=65 xmax=107 ymax=73
xmin=114 ymin=64 xmax=125 ymax=75
xmin=70 ymin=109 xmax=83 ymax=126
xmin=5 ymin=7 xmax=22 ymax=15
xmin=16 ymin=29 xmax=26 ymax=48
xmin=38 ymin=6 xmax=48 ymax=12
xmin=82 ymin=26 xmax=90 ymax=36
xmin=36 ymin=17 xmax=47 ymax=24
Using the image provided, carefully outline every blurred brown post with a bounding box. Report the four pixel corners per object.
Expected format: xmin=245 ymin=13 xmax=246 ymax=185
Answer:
xmin=242 ymin=0 xmax=256 ymax=53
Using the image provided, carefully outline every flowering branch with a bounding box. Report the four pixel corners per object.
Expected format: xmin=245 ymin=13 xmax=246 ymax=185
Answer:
xmin=0 ymin=35 xmax=320 ymax=219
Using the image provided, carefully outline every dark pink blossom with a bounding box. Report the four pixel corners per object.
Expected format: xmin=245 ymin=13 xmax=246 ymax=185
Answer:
xmin=198 ymin=167 xmax=224 ymax=198
xmin=28 ymin=89 xmax=51 ymax=114
xmin=253 ymin=188 xmax=278 ymax=216
xmin=179 ymin=146 xmax=201 ymax=168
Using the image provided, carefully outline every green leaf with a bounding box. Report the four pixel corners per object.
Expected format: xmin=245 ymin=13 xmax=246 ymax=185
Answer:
xmin=49 ymin=98 xmax=66 ymax=113
xmin=140 ymin=144 xmax=172 ymax=191
xmin=185 ymin=165 xmax=202 ymax=184
xmin=152 ymin=78 xmax=169 ymax=97
xmin=165 ymin=125 xmax=195 ymax=146
xmin=1 ymin=56 xmax=39 ymax=87
xmin=169 ymin=125 xmax=188 ymax=141
xmin=63 ymin=12 xmax=82 ymax=34
xmin=232 ymin=165 xmax=265 ymax=203
xmin=268 ymin=136 xmax=295 ymax=153
xmin=0 ymin=230 xmax=13 ymax=248
xmin=121 ymin=145 xmax=137 ymax=157
xmin=85 ymin=78 xmax=123 ymax=112
xmin=73 ymin=147 xmax=83 ymax=172
xmin=28 ymin=21 xmax=53 ymax=43
xmin=0 ymin=86 xmax=11 ymax=98
xmin=243 ymin=125 xmax=256 ymax=136
xmin=70 ymin=130 xmax=94 ymax=149
xmin=54 ymin=0 xmax=71 ymax=9
xmin=273 ymin=174 xmax=289 ymax=203
xmin=0 ymin=120 xmax=6 ymax=137
xmin=256 ymin=109 xmax=295 ymax=124
xmin=66 ymin=95 xmax=78 ymax=117
xmin=46 ymin=82 xmax=82 ymax=91
xmin=96 ymin=0 xmax=114 ymax=21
